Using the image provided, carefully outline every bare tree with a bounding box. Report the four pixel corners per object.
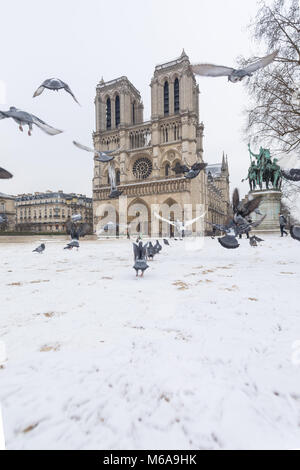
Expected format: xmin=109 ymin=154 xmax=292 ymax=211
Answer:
xmin=241 ymin=0 xmax=300 ymax=155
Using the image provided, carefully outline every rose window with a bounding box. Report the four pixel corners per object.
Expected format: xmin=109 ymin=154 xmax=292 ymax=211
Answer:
xmin=133 ymin=157 xmax=152 ymax=179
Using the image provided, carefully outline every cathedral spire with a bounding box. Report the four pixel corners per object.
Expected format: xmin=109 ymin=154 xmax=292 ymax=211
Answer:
xmin=222 ymin=151 xmax=226 ymax=171
xmin=180 ymin=49 xmax=189 ymax=60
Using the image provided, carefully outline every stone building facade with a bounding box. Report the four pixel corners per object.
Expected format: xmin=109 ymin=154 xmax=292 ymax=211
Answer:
xmin=93 ymin=50 xmax=230 ymax=235
xmin=15 ymin=191 xmax=92 ymax=233
xmin=0 ymin=193 xmax=16 ymax=231
xmin=206 ymin=154 xmax=230 ymax=228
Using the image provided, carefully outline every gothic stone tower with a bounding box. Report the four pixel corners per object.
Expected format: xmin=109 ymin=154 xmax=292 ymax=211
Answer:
xmin=92 ymin=51 xmax=218 ymax=235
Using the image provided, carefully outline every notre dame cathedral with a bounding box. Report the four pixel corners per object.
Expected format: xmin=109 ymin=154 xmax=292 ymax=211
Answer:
xmin=92 ymin=50 xmax=230 ymax=235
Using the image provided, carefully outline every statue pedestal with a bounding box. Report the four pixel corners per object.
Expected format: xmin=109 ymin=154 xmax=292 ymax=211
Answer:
xmin=249 ymin=189 xmax=282 ymax=232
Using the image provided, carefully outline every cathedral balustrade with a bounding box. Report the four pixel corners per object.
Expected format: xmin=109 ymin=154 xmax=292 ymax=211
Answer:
xmin=94 ymin=177 xmax=190 ymax=200
xmin=128 ymin=123 xmax=152 ymax=150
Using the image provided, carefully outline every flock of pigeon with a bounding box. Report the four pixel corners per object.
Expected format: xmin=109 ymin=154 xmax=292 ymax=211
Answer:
xmin=1 ymin=50 xmax=300 ymax=264
xmin=0 ymin=76 xmax=126 ymax=199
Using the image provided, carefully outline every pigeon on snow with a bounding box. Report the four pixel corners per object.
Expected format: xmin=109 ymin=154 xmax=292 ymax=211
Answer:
xmin=33 ymin=243 xmax=45 ymax=254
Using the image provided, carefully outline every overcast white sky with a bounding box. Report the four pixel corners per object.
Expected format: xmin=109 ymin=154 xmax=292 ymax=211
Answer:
xmin=1 ymin=0 xmax=268 ymax=198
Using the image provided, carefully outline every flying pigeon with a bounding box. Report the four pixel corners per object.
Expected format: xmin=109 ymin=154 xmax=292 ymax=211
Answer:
xmin=0 ymin=107 xmax=62 ymax=136
xmin=172 ymin=162 xmax=207 ymax=179
xmin=133 ymin=241 xmax=149 ymax=277
xmin=154 ymin=212 xmax=205 ymax=237
xmin=281 ymin=169 xmax=300 ymax=182
xmin=33 ymin=243 xmax=45 ymax=254
xmin=33 ymin=78 xmax=80 ymax=105
xmin=211 ymin=188 xmax=265 ymax=249
xmin=192 ymin=50 xmax=278 ymax=83
xmin=66 ymin=220 xmax=90 ymax=241
xmin=74 ymin=143 xmax=124 ymax=199
xmin=290 ymin=225 xmax=300 ymax=241
xmin=71 ymin=213 xmax=82 ymax=222
xmin=64 ymin=240 xmax=80 ymax=250
xmin=73 ymin=141 xmax=116 ymax=162
xmin=232 ymin=188 xmax=262 ymax=221
xmin=0 ymin=167 xmax=13 ymax=179
xmin=163 ymin=239 xmax=170 ymax=246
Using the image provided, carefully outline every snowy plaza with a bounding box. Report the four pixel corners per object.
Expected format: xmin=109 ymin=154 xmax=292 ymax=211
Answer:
xmin=0 ymin=235 xmax=300 ymax=450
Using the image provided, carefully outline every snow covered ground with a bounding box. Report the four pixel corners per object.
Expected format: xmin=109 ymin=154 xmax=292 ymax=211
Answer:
xmin=0 ymin=235 xmax=300 ymax=450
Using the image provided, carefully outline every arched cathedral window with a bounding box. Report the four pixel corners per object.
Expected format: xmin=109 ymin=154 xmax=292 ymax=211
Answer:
xmin=132 ymin=101 xmax=136 ymax=124
xmin=116 ymin=169 xmax=120 ymax=185
xmin=165 ymin=163 xmax=170 ymax=177
xmin=106 ymin=98 xmax=111 ymax=130
xmin=174 ymin=78 xmax=180 ymax=113
xmin=164 ymin=81 xmax=169 ymax=116
xmin=115 ymin=95 xmax=120 ymax=127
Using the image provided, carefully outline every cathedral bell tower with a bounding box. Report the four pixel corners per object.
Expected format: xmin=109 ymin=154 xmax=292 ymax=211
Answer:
xmin=150 ymin=49 xmax=204 ymax=168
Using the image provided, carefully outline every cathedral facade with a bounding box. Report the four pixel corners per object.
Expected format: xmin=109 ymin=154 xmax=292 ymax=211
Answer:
xmin=92 ymin=50 xmax=230 ymax=235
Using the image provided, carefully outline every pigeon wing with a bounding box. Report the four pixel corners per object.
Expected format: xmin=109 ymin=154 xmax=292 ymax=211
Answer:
xmin=250 ymin=214 xmax=266 ymax=228
xmin=133 ymin=242 xmax=139 ymax=260
xmin=290 ymin=225 xmax=300 ymax=241
xmin=181 ymin=165 xmax=190 ymax=173
xmin=243 ymin=50 xmax=278 ymax=74
xmin=78 ymin=223 xmax=90 ymax=237
xmin=0 ymin=167 xmax=13 ymax=179
xmin=192 ymin=63 xmax=234 ymax=77
xmin=73 ymin=141 xmax=95 ymax=153
xmin=242 ymin=196 xmax=263 ymax=217
xmin=253 ymin=235 xmax=264 ymax=242
xmin=33 ymin=85 xmax=45 ymax=97
xmin=65 ymin=220 xmax=74 ymax=235
xmin=31 ymin=114 xmax=63 ymax=135
xmin=64 ymin=84 xmax=81 ymax=105
xmin=184 ymin=212 xmax=206 ymax=228
xmin=0 ymin=110 xmax=10 ymax=120
xmin=154 ymin=212 xmax=176 ymax=227
xmin=73 ymin=141 xmax=114 ymax=161
xmin=191 ymin=162 xmax=207 ymax=172
xmin=218 ymin=235 xmax=240 ymax=249
xmin=96 ymin=152 xmax=114 ymax=163
xmin=282 ymin=169 xmax=300 ymax=182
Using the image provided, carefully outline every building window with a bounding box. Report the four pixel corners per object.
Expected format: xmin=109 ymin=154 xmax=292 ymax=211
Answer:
xmin=115 ymin=95 xmax=120 ymax=127
xmin=116 ymin=169 xmax=121 ymax=185
xmin=106 ymin=98 xmax=111 ymax=129
xmin=165 ymin=163 xmax=170 ymax=177
xmin=132 ymin=101 xmax=135 ymax=124
xmin=174 ymin=78 xmax=180 ymax=113
xmin=164 ymin=81 xmax=169 ymax=116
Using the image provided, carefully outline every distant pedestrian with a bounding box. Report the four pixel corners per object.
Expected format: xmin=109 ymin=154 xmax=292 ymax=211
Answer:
xmin=279 ymin=214 xmax=288 ymax=237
